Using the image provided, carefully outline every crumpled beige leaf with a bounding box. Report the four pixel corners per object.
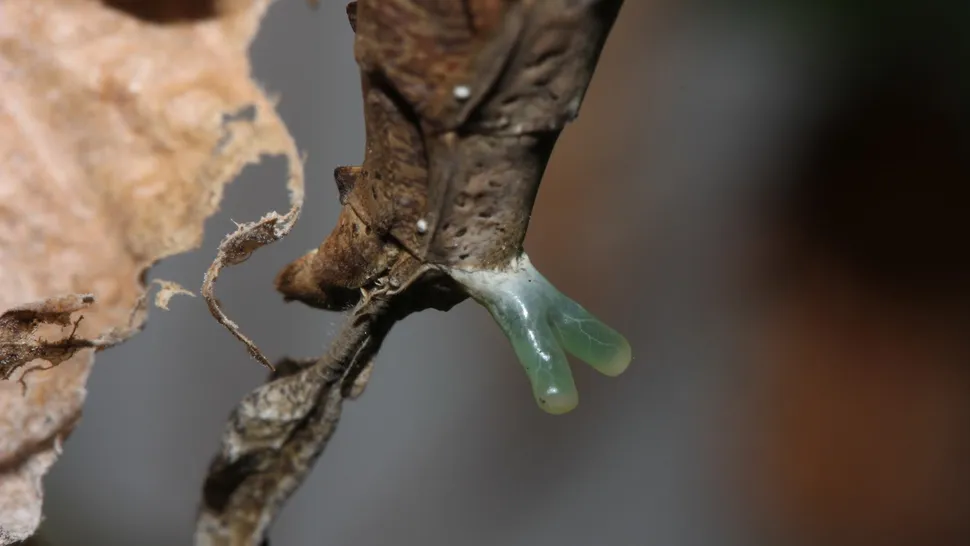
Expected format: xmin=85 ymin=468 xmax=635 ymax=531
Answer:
xmin=0 ymin=0 xmax=303 ymax=542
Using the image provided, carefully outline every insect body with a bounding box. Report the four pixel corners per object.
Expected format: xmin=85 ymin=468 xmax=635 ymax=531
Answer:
xmin=276 ymin=0 xmax=629 ymax=413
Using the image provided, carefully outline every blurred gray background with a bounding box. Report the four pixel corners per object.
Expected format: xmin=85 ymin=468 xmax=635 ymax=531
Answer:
xmin=38 ymin=1 xmax=970 ymax=545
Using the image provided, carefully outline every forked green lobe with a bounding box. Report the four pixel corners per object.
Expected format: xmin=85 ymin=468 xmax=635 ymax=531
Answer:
xmin=447 ymin=254 xmax=632 ymax=414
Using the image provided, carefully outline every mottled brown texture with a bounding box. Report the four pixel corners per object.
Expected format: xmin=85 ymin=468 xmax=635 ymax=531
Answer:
xmin=196 ymin=303 xmax=388 ymax=546
xmin=1 ymin=295 xmax=114 ymax=384
xmin=0 ymin=0 xmax=300 ymax=542
xmin=278 ymin=0 xmax=624 ymax=310
xmin=333 ymin=165 xmax=361 ymax=204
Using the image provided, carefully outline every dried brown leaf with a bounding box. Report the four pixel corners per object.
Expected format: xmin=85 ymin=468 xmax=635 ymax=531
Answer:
xmin=0 ymin=0 xmax=302 ymax=542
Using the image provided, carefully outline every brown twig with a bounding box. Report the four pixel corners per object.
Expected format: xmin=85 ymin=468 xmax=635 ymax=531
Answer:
xmin=195 ymin=294 xmax=399 ymax=545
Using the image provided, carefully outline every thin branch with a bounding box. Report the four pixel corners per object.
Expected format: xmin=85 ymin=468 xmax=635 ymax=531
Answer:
xmin=201 ymin=111 xmax=307 ymax=371
xmin=195 ymin=295 xmax=399 ymax=545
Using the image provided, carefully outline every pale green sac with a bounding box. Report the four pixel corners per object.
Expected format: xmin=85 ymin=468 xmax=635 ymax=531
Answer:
xmin=448 ymin=254 xmax=632 ymax=414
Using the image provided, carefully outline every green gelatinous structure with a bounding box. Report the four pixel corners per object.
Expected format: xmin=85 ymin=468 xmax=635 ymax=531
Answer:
xmin=486 ymin=287 xmax=580 ymax=414
xmin=448 ymin=254 xmax=632 ymax=414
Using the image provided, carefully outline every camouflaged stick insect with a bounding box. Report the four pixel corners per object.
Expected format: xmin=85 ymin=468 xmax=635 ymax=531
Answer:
xmin=277 ymin=0 xmax=630 ymax=414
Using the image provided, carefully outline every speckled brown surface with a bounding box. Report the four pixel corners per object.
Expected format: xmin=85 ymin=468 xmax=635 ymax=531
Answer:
xmin=277 ymin=0 xmax=623 ymax=309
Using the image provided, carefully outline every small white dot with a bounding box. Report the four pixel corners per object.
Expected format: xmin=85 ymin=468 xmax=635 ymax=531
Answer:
xmin=416 ymin=219 xmax=428 ymax=233
xmin=566 ymin=96 xmax=583 ymax=120
xmin=453 ymin=85 xmax=471 ymax=100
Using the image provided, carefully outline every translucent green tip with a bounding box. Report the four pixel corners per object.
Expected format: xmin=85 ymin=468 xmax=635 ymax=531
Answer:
xmin=448 ymin=254 xmax=632 ymax=414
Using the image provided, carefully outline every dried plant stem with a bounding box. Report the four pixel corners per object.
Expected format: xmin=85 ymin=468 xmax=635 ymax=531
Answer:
xmin=195 ymin=296 xmax=398 ymax=545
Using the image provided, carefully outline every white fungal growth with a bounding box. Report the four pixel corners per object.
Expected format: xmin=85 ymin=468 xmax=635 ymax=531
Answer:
xmin=453 ymin=85 xmax=471 ymax=100
xmin=416 ymin=218 xmax=428 ymax=233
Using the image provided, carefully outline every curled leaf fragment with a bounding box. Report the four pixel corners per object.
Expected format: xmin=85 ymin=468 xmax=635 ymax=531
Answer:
xmin=151 ymin=279 xmax=196 ymax=311
xmin=201 ymin=114 xmax=306 ymax=371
